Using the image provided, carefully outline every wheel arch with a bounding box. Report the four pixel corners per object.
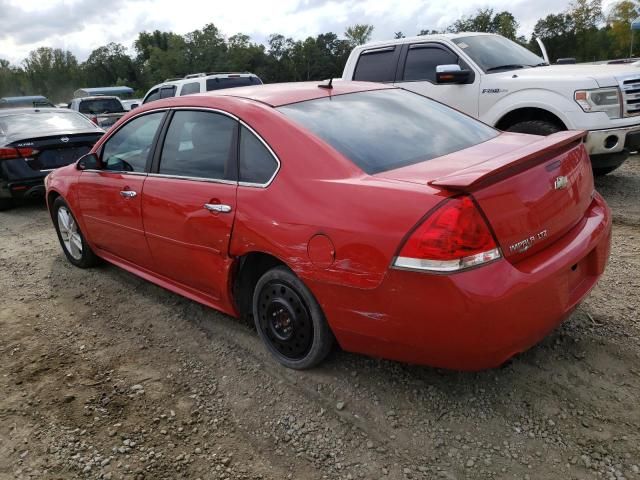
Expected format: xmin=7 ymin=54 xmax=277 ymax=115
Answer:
xmin=495 ymin=107 xmax=569 ymax=131
xmin=231 ymin=251 xmax=290 ymax=320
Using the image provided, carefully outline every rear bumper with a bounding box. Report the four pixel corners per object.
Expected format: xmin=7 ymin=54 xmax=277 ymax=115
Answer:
xmin=309 ymin=194 xmax=612 ymax=370
xmin=0 ymin=177 xmax=46 ymax=199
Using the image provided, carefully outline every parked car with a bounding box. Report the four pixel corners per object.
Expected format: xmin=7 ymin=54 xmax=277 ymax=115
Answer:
xmin=68 ymin=96 xmax=126 ymax=130
xmin=121 ymin=99 xmax=142 ymax=111
xmin=1 ymin=95 xmax=55 ymax=109
xmin=45 ymin=82 xmax=611 ymax=370
xmin=73 ymin=86 xmax=134 ymax=99
xmin=342 ymin=32 xmax=640 ymax=176
xmin=0 ymin=108 xmax=103 ymax=210
xmin=141 ymin=72 xmax=262 ymax=105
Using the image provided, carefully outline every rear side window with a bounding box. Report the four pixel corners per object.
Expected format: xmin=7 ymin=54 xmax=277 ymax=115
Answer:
xmin=403 ymin=45 xmax=459 ymax=82
xmin=144 ymin=88 xmax=160 ymax=104
xmin=180 ymin=82 xmax=201 ymax=96
xmin=79 ymin=98 xmax=124 ymax=114
xmin=205 ymin=76 xmax=262 ymax=91
xmin=353 ymin=47 xmax=398 ymax=82
xmin=159 ymin=110 xmax=237 ymax=180
xmin=160 ymin=86 xmax=176 ymax=99
xmin=101 ymin=112 xmax=164 ymax=172
xmin=278 ymin=89 xmax=497 ymax=174
xmin=239 ymin=125 xmax=278 ymax=184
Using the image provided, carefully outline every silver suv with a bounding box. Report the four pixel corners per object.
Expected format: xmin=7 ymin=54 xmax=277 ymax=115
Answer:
xmin=142 ymin=72 xmax=263 ymax=104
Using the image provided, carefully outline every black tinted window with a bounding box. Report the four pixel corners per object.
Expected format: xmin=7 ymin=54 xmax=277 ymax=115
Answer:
xmin=79 ymin=98 xmax=124 ymax=114
xmin=353 ymin=47 xmax=397 ymax=82
xmin=180 ymin=82 xmax=201 ymax=95
xmin=160 ymin=86 xmax=176 ymax=99
xmin=239 ymin=126 xmax=278 ymax=184
xmin=205 ymin=76 xmax=262 ymax=91
xmin=159 ymin=110 xmax=236 ymax=180
xmin=144 ymin=89 xmax=160 ymax=104
xmin=403 ymin=45 xmax=458 ymax=82
xmin=278 ymin=89 xmax=497 ymax=174
xmin=102 ymin=112 xmax=164 ymax=172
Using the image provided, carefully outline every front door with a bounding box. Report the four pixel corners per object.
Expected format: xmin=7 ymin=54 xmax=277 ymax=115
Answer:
xmin=142 ymin=109 xmax=238 ymax=300
xmin=394 ymin=42 xmax=480 ymax=117
xmin=77 ymin=111 xmax=165 ymax=269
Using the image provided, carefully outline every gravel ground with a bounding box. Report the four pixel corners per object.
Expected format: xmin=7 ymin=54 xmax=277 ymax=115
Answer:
xmin=1 ymin=157 xmax=639 ymax=480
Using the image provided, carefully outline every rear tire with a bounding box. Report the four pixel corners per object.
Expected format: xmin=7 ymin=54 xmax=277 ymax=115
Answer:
xmin=52 ymin=197 xmax=99 ymax=268
xmin=506 ymin=120 xmax=561 ymax=136
xmin=0 ymin=198 xmax=15 ymax=211
xmin=253 ymin=266 xmax=334 ymax=369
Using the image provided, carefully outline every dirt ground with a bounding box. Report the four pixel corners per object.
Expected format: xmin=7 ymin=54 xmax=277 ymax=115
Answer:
xmin=1 ymin=157 xmax=639 ymax=480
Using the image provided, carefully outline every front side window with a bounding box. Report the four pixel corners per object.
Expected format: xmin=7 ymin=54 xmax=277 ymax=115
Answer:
xmin=278 ymin=89 xmax=497 ymax=174
xmin=158 ymin=110 xmax=237 ymax=180
xmin=403 ymin=45 xmax=459 ymax=82
xmin=180 ymin=82 xmax=201 ymax=96
xmin=101 ymin=112 xmax=164 ymax=172
xmin=353 ymin=47 xmax=398 ymax=82
xmin=239 ymin=125 xmax=278 ymax=184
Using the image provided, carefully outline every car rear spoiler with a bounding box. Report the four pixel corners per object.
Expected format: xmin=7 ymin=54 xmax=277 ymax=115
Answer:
xmin=429 ymin=130 xmax=587 ymax=191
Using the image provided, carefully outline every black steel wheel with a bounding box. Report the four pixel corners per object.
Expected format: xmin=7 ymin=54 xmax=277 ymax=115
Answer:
xmin=253 ymin=266 xmax=334 ymax=369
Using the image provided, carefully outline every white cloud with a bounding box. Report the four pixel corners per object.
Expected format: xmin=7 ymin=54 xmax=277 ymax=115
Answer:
xmin=0 ymin=0 xmax=620 ymax=65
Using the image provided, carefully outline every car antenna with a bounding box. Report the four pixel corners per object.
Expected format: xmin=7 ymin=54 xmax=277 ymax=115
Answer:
xmin=318 ymin=78 xmax=333 ymax=90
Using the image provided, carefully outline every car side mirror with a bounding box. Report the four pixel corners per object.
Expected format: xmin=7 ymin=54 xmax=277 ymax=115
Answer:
xmin=435 ymin=64 xmax=472 ymax=84
xmin=76 ymin=153 xmax=100 ymax=171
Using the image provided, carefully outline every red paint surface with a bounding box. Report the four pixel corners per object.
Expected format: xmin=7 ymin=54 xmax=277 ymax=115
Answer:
xmin=46 ymin=82 xmax=612 ymax=370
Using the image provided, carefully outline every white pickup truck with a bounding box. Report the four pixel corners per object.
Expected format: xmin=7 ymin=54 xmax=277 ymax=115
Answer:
xmin=342 ymin=32 xmax=640 ymax=175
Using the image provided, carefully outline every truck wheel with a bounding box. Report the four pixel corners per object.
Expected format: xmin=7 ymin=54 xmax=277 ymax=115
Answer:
xmin=506 ymin=120 xmax=561 ymax=136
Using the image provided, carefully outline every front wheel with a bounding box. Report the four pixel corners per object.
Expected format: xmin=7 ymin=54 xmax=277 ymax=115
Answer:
xmin=253 ymin=266 xmax=334 ymax=369
xmin=52 ymin=197 xmax=99 ymax=268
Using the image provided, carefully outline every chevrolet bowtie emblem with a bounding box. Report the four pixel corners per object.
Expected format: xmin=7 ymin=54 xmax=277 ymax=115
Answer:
xmin=554 ymin=176 xmax=568 ymax=190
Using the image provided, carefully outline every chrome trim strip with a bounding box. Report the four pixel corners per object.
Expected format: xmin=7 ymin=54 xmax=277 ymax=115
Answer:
xmin=82 ymin=169 xmax=148 ymax=176
xmin=146 ymin=172 xmax=237 ymax=185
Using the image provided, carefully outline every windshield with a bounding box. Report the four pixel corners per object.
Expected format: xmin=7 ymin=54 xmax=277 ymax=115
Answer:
xmin=79 ymin=98 xmax=125 ymax=114
xmin=0 ymin=111 xmax=98 ymax=138
xmin=278 ymin=89 xmax=497 ymax=174
xmin=452 ymin=35 xmax=545 ymax=73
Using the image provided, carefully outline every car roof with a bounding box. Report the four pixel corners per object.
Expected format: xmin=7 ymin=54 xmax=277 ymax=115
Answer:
xmin=1 ymin=95 xmax=51 ymax=102
xmin=201 ymin=81 xmax=394 ymax=107
xmin=353 ymin=32 xmax=494 ymax=51
xmin=75 ymin=96 xmax=122 ymax=101
xmin=148 ymin=72 xmax=261 ymax=91
xmin=74 ymin=86 xmax=134 ymax=96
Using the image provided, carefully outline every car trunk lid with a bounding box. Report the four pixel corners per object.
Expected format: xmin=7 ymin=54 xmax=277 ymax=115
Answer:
xmin=378 ymin=131 xmax=594 ymax=263
xmin=9 ymin=133 xmax=103 ymax=171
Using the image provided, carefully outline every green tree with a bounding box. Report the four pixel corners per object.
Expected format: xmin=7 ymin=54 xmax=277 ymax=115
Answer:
xmin=394 ymin=31 xmax=405 ymax=39
xmin=448 ymin=9 xmax=519 ymax=40
xmin=568 ymin=0 xmax=605 ymax=60
xmin=83 ymin=43 xmax=136 ymax=88
xmin=345 ymin=24 xmax=374 ymax=47
xmin=530 ymin=13 xmax=577 ymax=61
xmin=22 ymin=47 xmax=81 ymax=101
xmin=607 ymin=0 xmax=640 ymax=57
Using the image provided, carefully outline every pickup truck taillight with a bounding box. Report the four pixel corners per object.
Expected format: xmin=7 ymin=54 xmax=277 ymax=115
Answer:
xmin=0 ymin=147 xmax=38 ymax=161
xmin=393 ymin=195 xmax=501 ymax=273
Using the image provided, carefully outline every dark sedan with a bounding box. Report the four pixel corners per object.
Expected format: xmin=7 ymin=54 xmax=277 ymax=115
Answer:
xmin=0 ymin=108 xmax=103 ymax=210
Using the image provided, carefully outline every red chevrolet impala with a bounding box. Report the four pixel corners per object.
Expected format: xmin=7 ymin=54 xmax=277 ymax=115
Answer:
xmin=45 ymin=81 xmax=611 ymax=370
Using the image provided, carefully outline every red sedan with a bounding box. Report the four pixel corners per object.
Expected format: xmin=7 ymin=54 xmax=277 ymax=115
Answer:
xmin=45 ymin=81 xmax=611 ymax=370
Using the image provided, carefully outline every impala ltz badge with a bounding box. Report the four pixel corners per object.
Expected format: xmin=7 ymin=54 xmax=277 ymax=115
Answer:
xmin=509 ymin=230 xmax=548 ymax=254
xmin=554 ymin=175 xmax=568 ymax=190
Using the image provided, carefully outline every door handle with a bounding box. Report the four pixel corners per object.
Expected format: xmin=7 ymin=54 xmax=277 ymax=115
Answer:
xmin=120 ymin=190 xmax=137 ymax=198
xmin=204 ymin=203 xmax=232 ymax=213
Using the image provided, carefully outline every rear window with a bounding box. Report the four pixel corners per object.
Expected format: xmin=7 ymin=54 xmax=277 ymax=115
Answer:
xmin=353 ymin=47 xmax=398 ymax=82
xmin=277 ymin=89 xmax=497 ymax=174
xmin=206 ymin=76 xmax=262 ymax=91
xmin=0 ymin=111 xmax=97 ymax=138
xmin=79 ymin=98 xmax=124 ymax=114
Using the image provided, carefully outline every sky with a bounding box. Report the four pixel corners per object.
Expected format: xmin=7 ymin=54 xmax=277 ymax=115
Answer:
xmin=0 ymin=0 xmax=622 ymax=64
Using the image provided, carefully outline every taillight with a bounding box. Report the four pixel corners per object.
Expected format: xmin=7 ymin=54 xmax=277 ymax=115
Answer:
xmin=90 ymin=116 xmax=99 ymax=125
xmin=393 ymin=195 xmax=501 ymax=273
xmin=0 ymin=147 xmax=38 ymax=161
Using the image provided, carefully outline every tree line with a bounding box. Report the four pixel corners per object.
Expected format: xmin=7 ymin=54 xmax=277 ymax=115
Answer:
xmin=1 ymin=0 xmax=639 ymax=102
